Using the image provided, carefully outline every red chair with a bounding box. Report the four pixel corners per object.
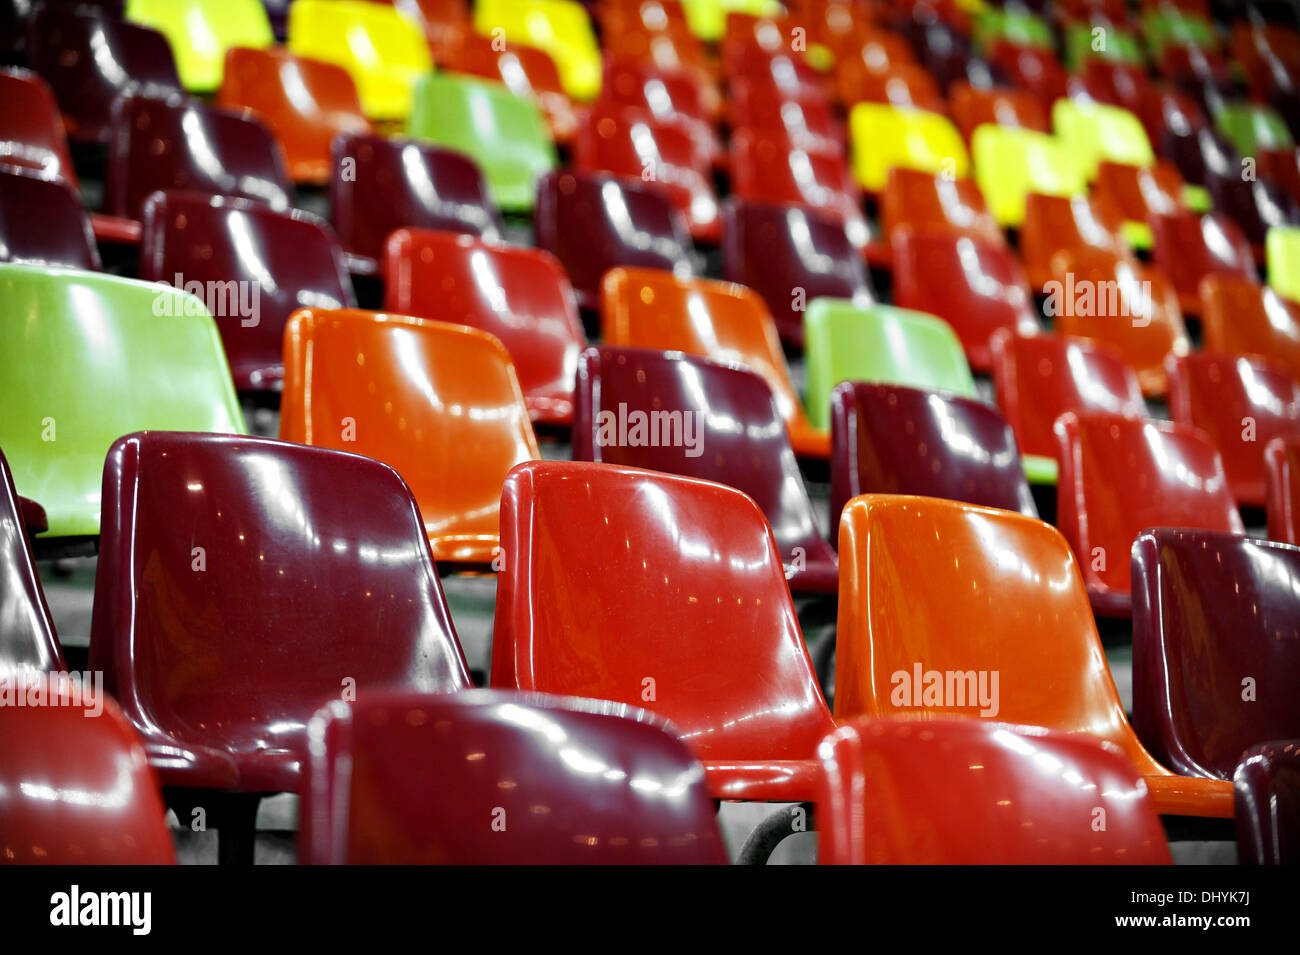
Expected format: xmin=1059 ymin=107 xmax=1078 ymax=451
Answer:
xmin=730 ymin=77 xmax=843 ymax=159
xmin=1021 ymin=192 xmax=1130 ymax=289
xmin=1054 ymin=411 xmax=1245 ymax=618
xmin=1235 ymin=740 xmax=1300 ymax=864
xmin=948 ymin=81 xmax=1050 ymax=143
xmin=492 ymin=460 xmax=837 ymax=802
xmin=89 ymin=432 xmax=471 ymax=862
xmin=0 ymin=167 xmax=99 ymax=270
xmin=383 ymin=228 xmax=587 ymax=427
xmin=1092 ymin=160 xmax=1186 ymax=229
xmin=1150 ymin=210 xmax=1257 ymax=314
xmin=1266 ymin=436 xmax=1300 ymax=544
xmin=817 ymin=719 xmax=1172 ymax=864
xmin=1200 ymin=273 xmax=1300 ymax=384
xmin=892 ymin=227 xmax=1040 ymax=370
xmin=0 ymin=447 xmax=64 ymax=675
xmin=1166 ymin=353 xmax=1300 ymax=508
xmin=451 ymin=33 xmax=578 ymax=145
xmin=0 ymin=694 xmax=175 ymax=864
xmin=139 ymin=190 xmax=355 ymax=393
xmin=879 ymin=168 xmax=1004 ymax=244
xmin=601 ymin=55 xmax=720 ymax=165
xmin=837 ymin=62 xmax=945 ymax=113
xmin=0 ymin=68 xmax=80 ymax=187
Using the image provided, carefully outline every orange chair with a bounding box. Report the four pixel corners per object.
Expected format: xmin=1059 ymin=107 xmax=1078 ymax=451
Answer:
xmin=1047 ymin=248 xmax=1190 ymax=396
xmin=1092 ymin=160 xmax=1186 ymax=237
xmin=217 ymin=46 xmax=371 ymax=185
xmin=1020 ymin=192 xmax=1130 ymax=290
xmin=948 ymin=81 xmax=1050 ymax=143
xmin=835 ymin=493 xmax=1235 ymax=819
xmin=280 ymin=309 xmax=539 ymax=565
xmin=600 ymin=267 xmax=830 ymax=458
xmin=878 ymin=168 xmax=1003 ymax=243
xmin=836 ymin=62 xmax=944 ymax=113
xmin=1200 ymin=273 xmax=1300 ymax=384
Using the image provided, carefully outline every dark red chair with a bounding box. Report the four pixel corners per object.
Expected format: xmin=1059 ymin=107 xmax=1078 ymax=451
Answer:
xmin=300 ymin=690 xmax=728 ymax=864
xmin=330 ymin=133 xmax=503 ymax=272
xmin=383 ymin=228 xmax=587 ymax=427
xmin=138 ymin=190 xmax=354 ymax=393
xmin=0 ymin=447 xmax=64 ymax=675
xmin=988 ymin=40 xmax=1071 ymax=113
xmin=0 ymin=68 xmax=80 ymax=188
xmin=1079 ymin=59 xmax=1154 ymax=118
xmin=1206 ymin=166 xmax=1300 ymax=249
xmin=89 ymin=432 xmax=471 ymax=862
xmin=492 ymin=460 xmax=837 ymax=802
xmin=103 ymin=95 xmax=293 ymax=221
xmin=830 ymin=381 xmax=1038 ymax=527
xmin=1132 ymin=529 xmax=1300 ymax=784
xmin=1266 ymin=436 xmax=1300 ymax=544
xmin=534 ymin=170 xmax=694 ymax=310
xmin=730 ymin=76 xmax=843 ymax=159
xmin=891 ymin=227 xmax=1040 ymax=371
xmin=0 ymin=167 xmax=99 ymax=269
xmin=721 ymin=197 xmax=875 ymax=349
xmin=1151 ymin=210 xmax=1257 ymax=314
xmin=1167 ymin=353 xmax=1300 ymax=507
xmin=1054 ymin=411 xmax=1245 ymax=617
xmin=1235 ymin=740 xmax=1300 ymax=864
xmin=573 ymin=346 xmax=838 ymax=594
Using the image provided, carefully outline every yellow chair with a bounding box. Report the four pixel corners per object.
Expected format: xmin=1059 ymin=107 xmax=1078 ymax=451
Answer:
xmin=287 ymin=0 xmax=431 ymax=122
xmin=125 ymin=0 xmax=272 ymax=93
xmin=972 ymin=125 xmax=1086 ymax=227
xmin=848 ymin=103 xmax=969 ymax=192
xmin=1051 ymin=99 xmax=1155 ymax=180
xmin=474 ymin=0 xmax=602 ymax=101
xmin=1266 ymin=226 xmax=1300 ymax=304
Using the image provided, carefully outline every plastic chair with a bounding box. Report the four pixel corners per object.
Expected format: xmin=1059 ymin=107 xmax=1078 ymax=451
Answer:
xmin=103 ymin=95 xmax=293 ymax=221
xmin=408 ymin=73 xmax=556 ymax=214
xmin=721 ymin=197 xmax=875 ymax=350
xmin=0 ymin=265 xmax=245 ymax=539
xmin=1063 ymin=21 xmax=1145 ymax=69
xmin=535 ymin=171 xmax=694 ymax=310
xmin=804 ymin=300 xmax=977 ymax=432
xmin=1150 ymin=210 xmax=1257 ymax=314
xmin=286 ymin=0 xmax=430 ymax=121
xmin=281 ymin=309 xmax=539 ymax=565
xmin=1267 ymin=225 xmax=1300 ymax=302
xmin=972 ymin=7 xmax=1053 ymax=53
xmin=878 ymin=168 xmax=1003 ymax=244
xmin=574 ymin=346 xmax=838 ymax=593
xmin=990 ymin=331 xmax=1149 ymax=485
xmin=988 ymin=40 xmax=1070 ymax=113
xmin=817 ymin=718 xmax=1172 ymax=864
xmin=1215 ymin=101 xmax=1294 ymax=157
xmin=392 ymin=0 xmax=470 ymax=64
xmin=1200 ymin=274 xmax=1300 ymax=385
xmin=1092 ymin=160 xmax=1186 ymax=249
xmin=1052 ymin=99 xmax=1156 ymax=181
xmin=1142 ymin=6 xmax=1218 ymax=59
xmin=1266 ymin=436 xmax=1300 ymax=544
xmin=125 ymin=0 xmax=273 ymax=93
xmin=1132 ymin=529 xmax=1300 ymax=785
xmin=383 ymin=228 xmax=586 ymax=428
xmin=1079 ymin=59 xmax=1155 ymax=120
xmin=837 ymin=62 xmax=945 ymax=114
xmin=451 ymin=33 xmax=578 ymax=145
xmin=0 ymin=68 xmax=80 ymax=188
xmin=300 ymin=690 xmax=727 ymax=864
xmin=0 ymin=447 xmax=64 ymax=675
xmin=139 ymin=191 xmax=355 ymax=393
xmin=834 ymin=493 xmax=1235 ymax=817
xmin=0 ymin=168 xmax=99 ymax=270
xmin=474 ymin=0 xmax=602 ymax=101
xmin=948 ymin=82 xmax=1050 ymax=143
xmin=1054 ymin=411 xmax=1245 ymax=618
xmin=892 ymin=227 xmax=1040 ymax=371
xmin=600 ymin=267 xmax=829 ymax=458
xmin=217 ymin=47 xmax=371 ymax=186
xmin=848 ymin=103 xmax=969 ymax=193
xmin=1235 ymin=741 xmax=1300 ymax=864
xmin=1207 ymin=165 xmax=1300 ymax=250
xmin=729 ymin=76 xmax=842 ymax=159
xmin=1020 ymin=192 xmax=1130 ymax=289
xmin=972 ymin=125 xmax=1087 ymax=226
xmin=492 ymin=460 xmax=836 ymax=802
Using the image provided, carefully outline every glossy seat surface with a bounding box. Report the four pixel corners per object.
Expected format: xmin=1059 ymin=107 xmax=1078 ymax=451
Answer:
xmin=452 ymin=33 xmax=577 ymax=144
xmin=835 ymin=493 xmax=1234 ymax=817
xmin=0 ymin=448 xmax=63 ymax=675
xmin=139 ymin=191 xmax=355 ymax=393
xmin=104 ymin=94 xmax=292 ymax=220
xmin=1021 ymin=192 xmax=1129 ymax=289
xmin=408 ymin=73 xmax=556 ymax=213
xmin=892 ymin=227 xmax=1040 ymax=371
xmin=492 ymin=460 xmax=836 ymax=801
xmin=0 ymin=168 xmax=99 ymax=270
xmin=830 ymin=381 xmax=1037 ymax=525
xmin=474 ymin=0 xmax=602 ymax=101
xmin=281 ymin=309 xmax=539 ymax=565
xmin=0 ymin=695 xmax=175 ymax=863
xmin=879 ymin=167 xmax=1003 ymax=244
xmin=89 ymin=432 xmax=471 ymax=793
xmin=1200 ymin=273 xmax=1300 ymax=385
xmin=948 ymin=82 xmax=1050 ymax=143
xmin=0 ymin=68 xmax=80 ymax=188
xmin=600 ymin=267 xmax=827 ymax=458
xmin=1267 ymin=225 xmax=1300 ymax=302
xmin=126 ymin=0 xmax=273 ymax=92
xmin=1235 ymin=740 xmax=1300 ymax=864
xmin=0 ymin=265 xmax=245 ymax=538
xmin=804 ymin=300 xmax=977 ymax=432
xmin=574 ymin=346 xmax=838 ymax=593
xmin=1051 ymin=99 xmax=1156 ymax=180
xmin=1132 ymin=529 xmax=1300 ymax=781
xmin=1216 ymin=101 xmax=1294 ymax=157
xmin=301 ymin=690 xmax=727 ymax=864
xmin=1055 ymin=411 xmax=1245 ymax=617
xmin=383 ymin=228 xmax=586 ymax=427
xmin=1150 ymin=210 xmax=1257 ymax=312
xmin=972 ymin=124 xmax=1086 ymax=226
xmin=1266 ymin=436 xmax=1300 ymax=544
xmin=848 ymin=103 xmax=969 ymax=192
xmin=818 ymin=719 xmax=1171 ymax=864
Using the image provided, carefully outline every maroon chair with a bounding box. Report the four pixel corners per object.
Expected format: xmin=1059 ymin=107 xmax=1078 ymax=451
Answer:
xmin=1267 ymin=435 xmax=1300 ymax=544
xmin=88 ymin=432 xmax=471 ymax=863
xmin=1167 ymin=352 xmax=1300 ymax=507
xmin=0 ymin=694 xmax=175 ymax=864
xmin=574 ymin=346 xmax=838 ymax=593
xmin=0 ymin=447 xmax=65 ymax=676
xmin=300 ymin=690 xmax=728 ymax=864
xmin=1132 ymin=529 xmax=1300 ymax=781
xmin=0 ymin=68 xmax=80 ymax=188
xmin=721 ymin=197 xmax=875 ymax=350
xmin=0 ymin=166 xmax=99 ymax=269
xmin=383 ymin=227 xmax=587 ymax=427
xmin=103 ymin=95 xmax=293 ymax=221
xmin=829 ymin=381 xmax=1038 ymax=528
xmin=330 ymin=133 xmax=503 ymax=272
xmin=1208 ymin=166 xmax=1300 ymax=248
xmin=1150 ymin=210 xmax=1257 ymax=313
xmin=26 ymin=6 xmax=183 ymax=144
xmin=1235 ymin=740 xmax=1300 ymax=864
xmin=138 ymin=190 xmax=355 ymax=393
xmin=891 ymin=226 xmax=1041 ymax=372
xmin=535 ymin=170 xmax=695 ymax=310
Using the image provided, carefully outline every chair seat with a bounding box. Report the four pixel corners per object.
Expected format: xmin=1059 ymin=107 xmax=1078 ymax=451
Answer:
xmin=704 ymin=759 xmax=824 ymax=802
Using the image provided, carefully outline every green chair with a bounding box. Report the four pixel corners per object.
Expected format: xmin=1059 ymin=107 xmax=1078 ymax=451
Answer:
xmin=0 ymin=265 xmax=245 ymax=539
xmin=1266 ymin=226 xmax=1300 ymax=303
xmin=1052 ymin=99 xmax=1155 ymax=180
xmin=1215 ymin=102 xmax=1295 ymax=157
xmin=408 ymin=74 xmax=557 ymax=214
xmin=1141 ymin=8 xmax=1218 ymax=60
xmin=803 ymin=300 xmax=977 ymax=431
xmin=1064 ymin=23 xmax=1145 ymax=69
xmin=126 ymin=0 xmax=273 ymax=93
xmin=972 ymin=125 xmax=1086 ymax=226
xmin=973 ymin=8 xmax=1054 ymax=54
